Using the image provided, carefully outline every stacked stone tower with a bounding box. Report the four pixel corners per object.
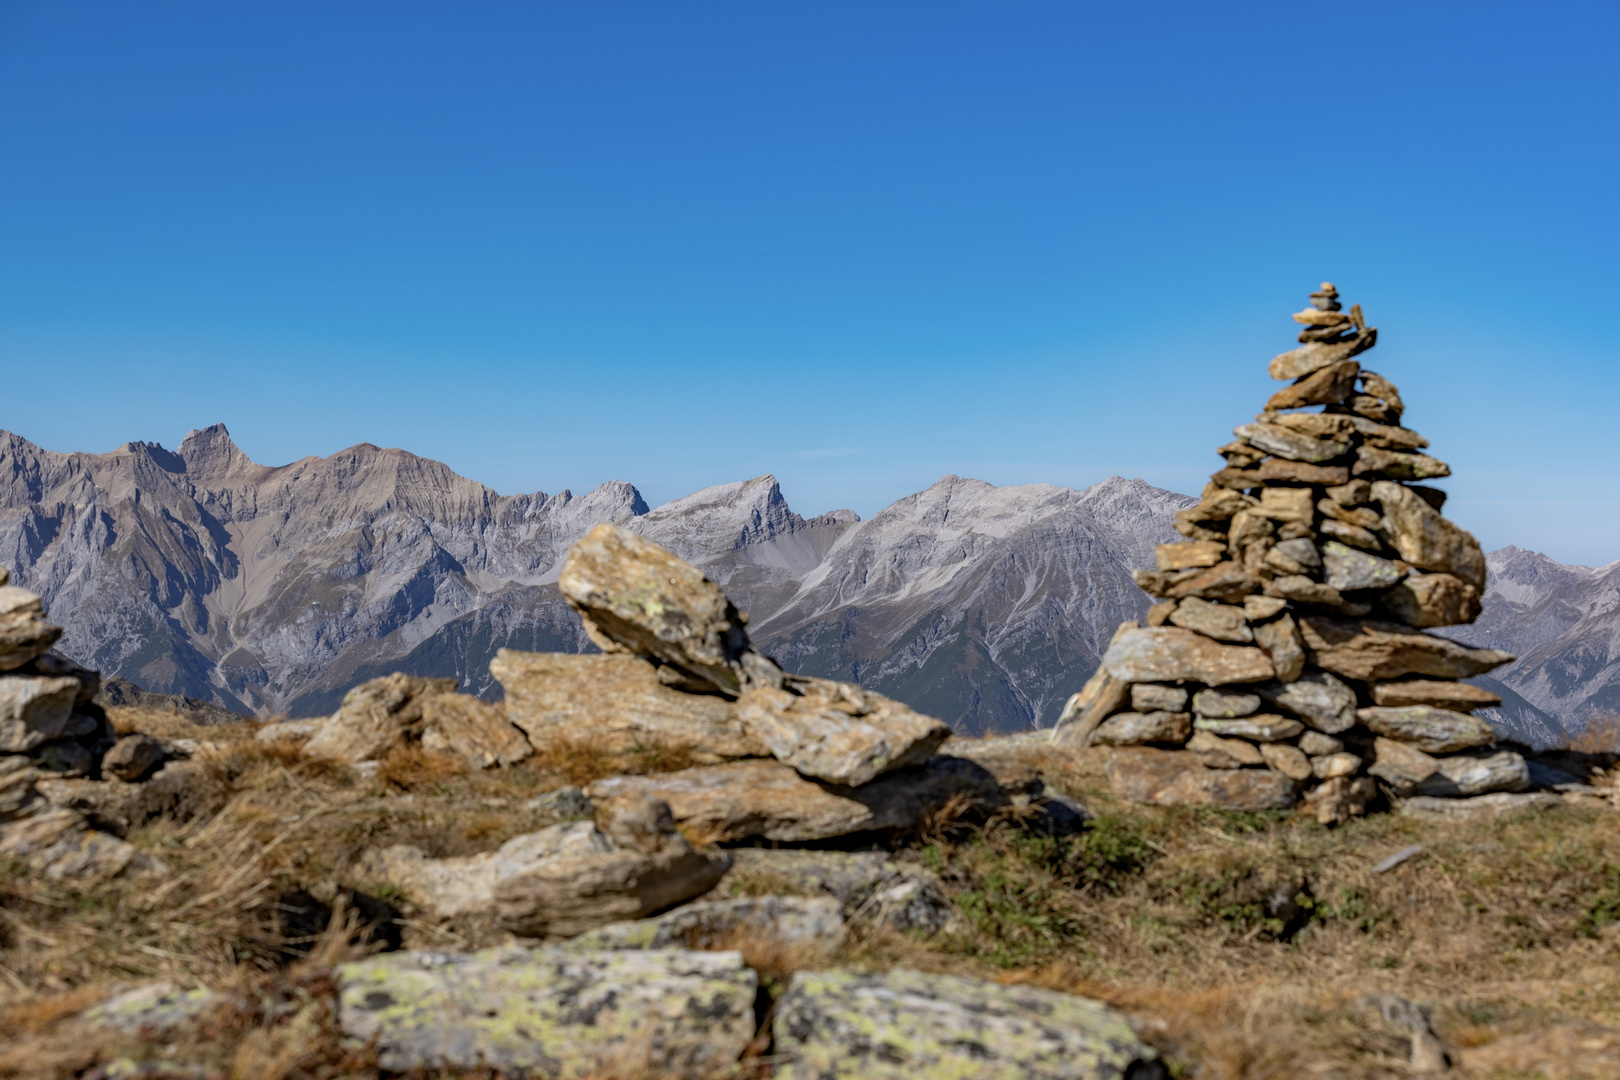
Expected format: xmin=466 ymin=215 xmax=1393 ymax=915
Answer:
xmin=1056 ymin=284 xmax=1523 ymax=824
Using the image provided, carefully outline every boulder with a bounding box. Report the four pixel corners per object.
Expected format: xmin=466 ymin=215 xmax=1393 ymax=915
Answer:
xmin=1103 ymin=627 xmax=1274 ymax=686
xmin=102 ymin=733 xmax=164 ymax=782
xmin=0 ymin=675 xmax=82 ymax=752
xmin=1255 ymin=669 xmax=1358 ymax=733
xmin=419 ymin=694 xmax=532 ymax=768
xmin=1409 ymin=750 xmax=1529 ymax=798
xmin=1297 ymin=614 xmax=1513 ymax=682
xmin=1380 ymin=573 xmax=1482 ymax=627
xmin=1168 ymin=597 xmax=1252 ymax=643
xmin=494 ymin=796 xmax=731 ymax=939
xmin=358 ymin=820 xmax=618 ymax=920
xmin=1194 ymin=714 xmax=1303 ymax=742
xmin=562 ymin=895 xmax=845 ymax=952
xmin=773 ymin=968 xmax=1161 ymax=1080
xmin=1321 ymin=541 xmax=1405 ymax=592
xmin=336 ymin=947 xmax=758 ymax=1078
xmin=1370 ymin=679 xmax=1501 ymax=711
xmin=491 ymin=650 xmax=765 ymax=762
xmin=558 ymin=523 xmax=781 ymax=696
xmin=1372 ymin=481 xmax=1487 ymax=590
xmin=0 ymin=585 xmax=62 ymax=671
xmin=301 ymin=673 xmax=458 ymax=764
xmin=713 ymin=849 xmax=957 ymax=935
xmin=735 ymin=676 xmax=950 ymax=786
xmin=1253 ymin=614 xmax=1306 ymax=682
xmin=1105 ymin=748 xmax=1297 ymax=811
xmin=1356 ymin=705 xmax=1498 ymax=753
xmin=584 ymin=755 xmax=1029 ymax=844
xmin=1091 ymin=711 xmax=1191 ymax=746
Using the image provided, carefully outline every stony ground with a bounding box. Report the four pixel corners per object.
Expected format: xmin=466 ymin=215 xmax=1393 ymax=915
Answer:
xmin=2 ymin=703 xmax=1618 ymax=1079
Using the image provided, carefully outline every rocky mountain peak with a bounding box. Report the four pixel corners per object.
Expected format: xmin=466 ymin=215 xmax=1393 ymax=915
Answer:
xmin=177 ymin=423 xmax=264 ymax=486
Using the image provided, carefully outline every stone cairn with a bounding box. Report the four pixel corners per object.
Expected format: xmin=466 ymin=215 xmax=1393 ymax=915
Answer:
xmin=1054 ymin=283 xmax=1523 ymax=824
xmin=0 ymin=567 xmax=169 ymax=877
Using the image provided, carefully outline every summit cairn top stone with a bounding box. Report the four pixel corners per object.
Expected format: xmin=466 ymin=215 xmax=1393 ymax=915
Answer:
xmin=1056 ymin=282 xmax=1518 ymax=825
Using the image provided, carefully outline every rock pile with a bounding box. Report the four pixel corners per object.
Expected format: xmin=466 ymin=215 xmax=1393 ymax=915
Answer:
xmin=1054 ymin=283 xmax=1525 ymax=824
xmin=0 ymin=567 xmax=173 ymax=878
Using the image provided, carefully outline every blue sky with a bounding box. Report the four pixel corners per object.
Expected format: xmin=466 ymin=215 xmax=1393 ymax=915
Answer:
xmin=2 ymin=2 xmax=1617 ymax=565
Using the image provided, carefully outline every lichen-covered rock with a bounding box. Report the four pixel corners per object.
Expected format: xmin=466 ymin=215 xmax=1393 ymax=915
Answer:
xmin=735 ymin=676 xmax=950 ymax=786
xmin=301 ymin=673 xmax=458 ymax=764
xmin=77 ymin=981 xmax=220 ymax=1035
xmin=713 ymin=849 xmax=958 ymax=935
xmin=418 ymin=693 xmax=532 ymax=768
xmin=562 ymin=895 xmax=845 ymax=952
xmin=773 ymin=967 xmax=1162 ymax=1080
xmin=0 ymin=806 xmax=166 ymax=880
xmin=336 ymin=946 xmax=758 ymax=1078
xmin=1193 ymin=714 xmax=1303 ymax=742
xmin=492 ymin=650 xmax=766 ymax=762
xmin=558 ymin=523 xmax=782 ymax=696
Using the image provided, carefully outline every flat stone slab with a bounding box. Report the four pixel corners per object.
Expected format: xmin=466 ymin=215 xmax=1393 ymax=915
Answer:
xmin=714 ymin=849 xmax=958 ymax=934
xmin=1105 ymin=748 xmax=1297 ymax=811
xmin=774 ymin=967 xmax=1161 ymax=1080
xmin=1399 ymin=792 xmax=1565 ymax=817
xmin=337 ymin=947 xmax=758 ymax=1077
xmin=562 ymin=895 xmax=845 ymax=951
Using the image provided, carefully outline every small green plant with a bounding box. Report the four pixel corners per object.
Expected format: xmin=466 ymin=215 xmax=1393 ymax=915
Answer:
xmin=1577 ymin=865 xmax=1620 ymax=938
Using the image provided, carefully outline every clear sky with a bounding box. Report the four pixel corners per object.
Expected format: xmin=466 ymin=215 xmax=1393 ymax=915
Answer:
xmin=2 ymin=2 xmax=1617 ymax=565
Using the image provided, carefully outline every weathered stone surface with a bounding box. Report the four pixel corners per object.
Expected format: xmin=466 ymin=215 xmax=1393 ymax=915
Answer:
xmin=1136 ymin=562 xmax=1258 ymax=603
xmin=1357 ymin=706 xmax=1498 ymax=753
xmin=774 ymin=967 xmax=1160 ymax=1080
xmin=1235 ymin=421 xmax=1351 ymax=464
xmin=1298 ymin=614 xmax=1513 ymax=682
xmin=584 ymin=756 xmax=1023 ymax=844
xmin=1354 ymin=446 xmax=1451 ymax=481
xmin=524 ymin=785 xmax=594 ymax=818
xmin=715 ymin=849 xmax=957 ymax=935
xmin=1367 ymin=737 xmax=1441 ymax=787
xmin=1267 ymin=360 xmax=1360 ymax=410
xmin=1299 ymin=731 xmax=1344 ymax=756
xmin=1191 ymin=688 xmax=1260 ymax=718
xmin=559 ymin=523 xmax=780 ymax=696
xmin=102 ymin=734 xmax=164 ymax=782
xmin=1380 ymin=572 xmax=1481 ymax=628
xmin=736 ymin=676 xmax=950 ymax=786
xmin=1358 ymin=370 xmax=1405 ymax=417
xmin=1268 ymin=333 xmax=1375 ymax=381
xmin=1370 ymin=679 xmax=1500 ymax=711
xmin=1092 ymin=711 xmax=1191 ymax=747
xmin=1178 ymin=489 xmax=1257 ymax=525
xmin=1260 ymin=742 xmax=1313 ymax=780
xmin=419 ymin=694 xmax=532 ymax=768
xmin=1155 ymin=540 xmax=1225 ymax=571
xmin=0 ymin=675 xmax=81 ymax=752
xmin=1256 ymin=669 xmax=1358 ymax=733
xmin=1400 ymin=792 xmax=1562 ymax=818
xmin=1272 ymin=412 xmax=1359 ymax=440
xmin=1346 ymin=417 xmax=1428 ymax=450
xmin=1372 ymin=481 xmax=1486 ymax=590
xmin=1103 ymin=627 xmax=1274 ymax=686
xmin=1259 ymin=488 xmax=1318 ymax=526
xmin=336 ymin=946 xmax=758 ymax=1078
xmin=359 ymin=821 xmax=618 ymax=920
xmin=77 ymin=981 xmax=221 ymax=1035
xmin=0 ymin=807 xmax=165 ymax=880
xmin=1194 ymin=714 xmax=1303 ymax=742
xmin=1130 ymin=684 xmax=1187 ymax=712
xmin=1322 ymin=541 xmax=1405 ymax=592
xmin=1409 ymin=751 xmax=1529 ymax=798
xmin=1266 ymin=576 xmax=1366 ymax=613
xmin=27 ymin=651 xmax=100 ymax=704
xmin=1243 ymin=595 xmax=1288 ymax=620
xmin=565 ymin=895 xmax=846 ymax=952
xmin=1292 ymin=307 xmax=1352 ymax=327
xmin=0 ymin=756 xmax=38 ymax=819
xmin=1257 ymin=458 xmax=1350 ymax=485
xmin=1106 ymin=748 xmax=1296 ymax=810
xmin=1325 ymin=479 xmax=1373 ymax=506
xmin=492 ymin=650 xmax=764 ymax=762
xmin=1253 ymin=614 xmax=1306 ymax=682
xmin=1186 ymin=729 xmax=1264 ymax=766
xmin=1319 ymin=517 xmax=1384 ymax=551
xmin=302 ymin=673 xmax=458 ymax=764
xmin=1311 ymin=752 xmax=1362 ymax=780
xmin=1303 ymin=776 xmax=1377 ymax=825
xmin=0 ymin=586 xmax=62 ymax=672
xmin=35 ymin=762 xmax=206 ymax=837
xmin=1168 ymin=597 xmax=1252 ymax=643
xmin=495 ymin=800 xmax=731 ymax=939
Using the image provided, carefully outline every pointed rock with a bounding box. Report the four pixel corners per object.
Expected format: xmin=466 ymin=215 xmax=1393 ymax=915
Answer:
xmin=735 ymin=676 xmax=950 ymax=786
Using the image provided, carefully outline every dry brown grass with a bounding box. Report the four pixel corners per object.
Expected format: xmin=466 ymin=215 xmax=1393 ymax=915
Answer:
xmin=1569 ymin=714 xmax=1620 ymax=754
xmin=525 ymin=728 xmax=702 ymax=787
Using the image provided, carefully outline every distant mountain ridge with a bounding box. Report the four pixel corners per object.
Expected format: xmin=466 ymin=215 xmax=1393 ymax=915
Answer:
xmin=0 ymin=424 xmax=1608 ymax=743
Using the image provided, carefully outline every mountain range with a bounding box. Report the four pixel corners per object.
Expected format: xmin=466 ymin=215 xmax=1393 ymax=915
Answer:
xmin=0 ymin=424 xmax=1610 ymax=745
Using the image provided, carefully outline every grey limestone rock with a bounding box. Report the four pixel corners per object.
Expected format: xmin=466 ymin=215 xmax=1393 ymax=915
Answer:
xmin=562 ymin=895 xmax=845 ymax=952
